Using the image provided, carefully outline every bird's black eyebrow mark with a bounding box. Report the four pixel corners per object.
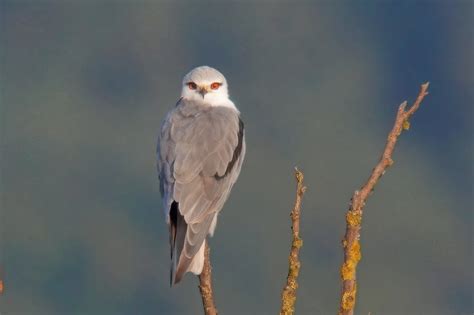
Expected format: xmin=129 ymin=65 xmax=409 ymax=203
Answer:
xmin=215 ymin=118 xmax=244 ymax=180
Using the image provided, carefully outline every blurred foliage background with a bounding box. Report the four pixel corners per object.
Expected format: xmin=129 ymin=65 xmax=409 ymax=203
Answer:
xmin=1 ymin=1 xmax=472 ymax=314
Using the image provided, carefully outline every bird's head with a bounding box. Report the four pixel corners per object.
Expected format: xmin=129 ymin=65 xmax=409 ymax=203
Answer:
xmin=181 ymin=66 xmax=230 ymax=105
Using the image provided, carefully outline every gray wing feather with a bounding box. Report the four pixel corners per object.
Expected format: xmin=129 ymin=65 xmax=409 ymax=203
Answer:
xmin=157 ymin=99 xmax=245 ymax=284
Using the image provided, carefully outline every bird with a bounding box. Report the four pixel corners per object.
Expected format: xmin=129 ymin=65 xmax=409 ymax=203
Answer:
xmin=157 ymin=66 xmax=246 ymax=285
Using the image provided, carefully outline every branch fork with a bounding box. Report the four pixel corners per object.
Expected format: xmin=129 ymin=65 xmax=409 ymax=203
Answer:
xmin=338 ymin=82 xmax=429 ymax=315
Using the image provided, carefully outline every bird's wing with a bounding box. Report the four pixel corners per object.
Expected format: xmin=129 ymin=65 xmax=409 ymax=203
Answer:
xmin=157 ymin=99 xmax=245 ymax=284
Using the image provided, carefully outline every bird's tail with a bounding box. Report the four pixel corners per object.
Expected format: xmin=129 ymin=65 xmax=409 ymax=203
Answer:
xmin=171 ymin=239 xmax=206 ymax=285
xmin=169 ymin=201 xmax=208 ymax=285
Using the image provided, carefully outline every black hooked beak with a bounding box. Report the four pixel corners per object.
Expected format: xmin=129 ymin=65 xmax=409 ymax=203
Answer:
xmin=198 ymin=87 xmax=209 ymax=98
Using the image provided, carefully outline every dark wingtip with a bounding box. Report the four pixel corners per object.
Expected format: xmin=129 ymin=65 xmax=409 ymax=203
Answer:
xmin=173 ymin=270 xmax=184 ymax=285
xmin=169 ymin=201 xmax=179 ymax=287
xmin=170 ymin=266 xmax=183 ymax=287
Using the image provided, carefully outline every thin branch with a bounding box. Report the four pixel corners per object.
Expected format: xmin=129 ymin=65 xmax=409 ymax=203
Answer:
xmin=198 ymin=242 xmax=218 ymax=315
xmin=280 ymin=168 xmax=307 ymax=315
xmin=0 ymin=266 xmax=4 ymax=295
xmin=338 ymin=82 xmax=430 ymax=315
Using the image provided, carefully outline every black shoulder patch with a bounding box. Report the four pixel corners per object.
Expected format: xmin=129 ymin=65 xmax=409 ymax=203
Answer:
xmin=215 ymin=118 xmax=244 ymax=180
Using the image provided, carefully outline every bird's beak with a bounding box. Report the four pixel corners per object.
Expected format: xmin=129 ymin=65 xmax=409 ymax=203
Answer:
xmin=198 ymin=86 xmax=210 ymax=98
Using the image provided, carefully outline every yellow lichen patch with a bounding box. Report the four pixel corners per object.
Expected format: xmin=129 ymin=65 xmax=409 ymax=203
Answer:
xmin=341 ymin=241 xmax=361 ymax=280
xmin=288 ymin=261 xmax=301 ymax=279
xmin=341 ymin=261 xmax=355 ymax=280
xmin=349 ymin=241 xmax=361 ymax=263
xmin=295 ymin=169 xmax=304 ymax=183
xmin=341 ymin=284 xmax=357 ymax=311
xmin=280 ymin=293 xmax=297 ymax=315
xmin=293 ymin=237 xmax=303 ymax=249
xmin=346 ymin=210 xmax=362 ymax=226
xmin=403 ymin=119 xmax=411 ymax=130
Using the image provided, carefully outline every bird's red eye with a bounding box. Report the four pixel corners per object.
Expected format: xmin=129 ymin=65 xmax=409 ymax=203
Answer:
xmin=210 ymin=82 xmax=221 ymax=90
xmin=187 ymin=82 xmax=197 ymax=90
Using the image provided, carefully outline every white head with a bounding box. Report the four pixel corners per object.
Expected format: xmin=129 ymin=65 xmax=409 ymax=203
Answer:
xmin=181 ymin=66 xmax=234 ymax=108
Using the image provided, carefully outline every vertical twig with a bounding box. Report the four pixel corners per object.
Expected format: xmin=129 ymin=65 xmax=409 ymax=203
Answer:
xmin=0 ymin=266 xmax=4 ymax=295
xmin=198 ymin=242 xmax=218 ymax=315
xmin=338 ymin=83 xmax=430 ymax=315
xmin=280 ymin=168 xmax=307 ymax=315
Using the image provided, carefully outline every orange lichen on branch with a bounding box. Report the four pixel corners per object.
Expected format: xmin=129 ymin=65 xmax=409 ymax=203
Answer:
xmin=341 ymin=240 xmax=361 ymax=281
xmin=346 ymin=210 xmax=362 ymax=227
xmin=341 ymin=284 xmax=357 ymax=311
xmin=279 ymin=168 xmax=306 ymax=315
xmin=0 ymin=279 xmax=3 ymax=294
xmin=403 ymin=120 xmax=411 ymax=131
xmin=338 ymin=83 xmax=429 ymax=315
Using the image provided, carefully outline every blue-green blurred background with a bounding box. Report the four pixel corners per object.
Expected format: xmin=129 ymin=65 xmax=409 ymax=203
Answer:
xmin=1 ymin=1 xmax=472 ymax=314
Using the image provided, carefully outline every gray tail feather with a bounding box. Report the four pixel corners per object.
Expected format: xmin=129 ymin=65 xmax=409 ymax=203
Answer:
xmin=169 ymin=203 xmax=215 ymax=285
xmin=170 ymin=245 xmax=177 ymax=286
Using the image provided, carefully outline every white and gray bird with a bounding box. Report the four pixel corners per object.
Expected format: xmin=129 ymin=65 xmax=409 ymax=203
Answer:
xmin=157 ymin=66 xmax=246 ymax=285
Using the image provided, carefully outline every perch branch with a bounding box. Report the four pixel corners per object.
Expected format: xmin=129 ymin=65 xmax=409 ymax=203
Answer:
xmin=198 ymin=242 xmax=218 ymax=315
xmin=0 ymin=266 xmax=4 ymax=295
xmin=338 ymin=82 xmax=430 ymax=315
xmin=280 ymin=168 xmax=307 ymax=315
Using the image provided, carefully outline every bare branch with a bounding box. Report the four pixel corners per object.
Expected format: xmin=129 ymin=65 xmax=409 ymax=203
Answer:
xmin=338 ymin=83 xmax=430 ymax=315
xmin=280 ymin=168 xmax=307 ymax=315
xmin=198 ymin=242 xmax=218 ymax=315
